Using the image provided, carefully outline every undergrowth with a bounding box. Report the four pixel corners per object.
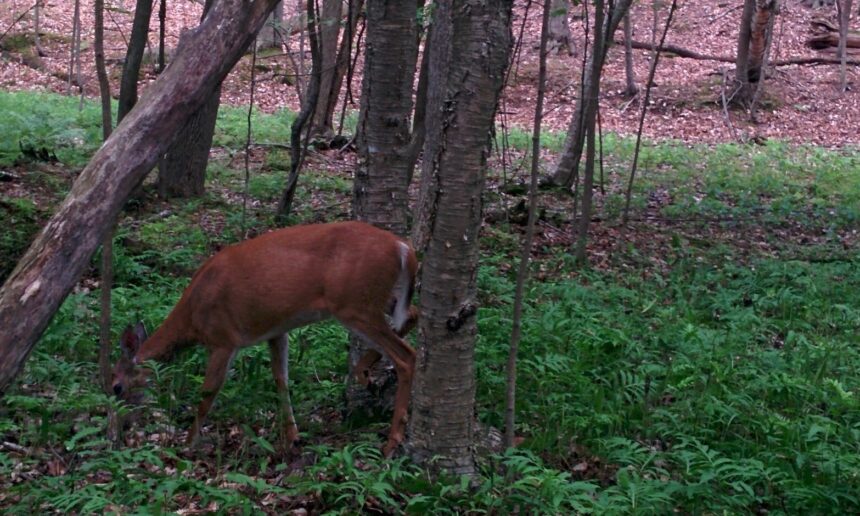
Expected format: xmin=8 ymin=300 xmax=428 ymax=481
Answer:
xmin=1 ymin=91 xmax=858 ymax=513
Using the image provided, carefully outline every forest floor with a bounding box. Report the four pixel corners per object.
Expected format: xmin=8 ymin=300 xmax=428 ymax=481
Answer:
xmin=0 ymin=0 xmax=859 ymax=146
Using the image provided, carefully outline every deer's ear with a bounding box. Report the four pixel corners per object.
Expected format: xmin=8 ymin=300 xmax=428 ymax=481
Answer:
xmin=133 ymin=321 xmax=148 ymax=345
xmin=120 ymin=322 xmax=146 ymax=356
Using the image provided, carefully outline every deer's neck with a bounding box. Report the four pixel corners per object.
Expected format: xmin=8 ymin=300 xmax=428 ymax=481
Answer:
xmin=135 ymin=304 xmax=195 ymax=364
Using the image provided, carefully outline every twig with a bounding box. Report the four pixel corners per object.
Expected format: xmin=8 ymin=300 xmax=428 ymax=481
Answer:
xmin=506 ymin=0 xmax=550 ymax=450
xmin=1 ymin=441 xmax=29 ymax=454
xmin=0 ymin=2 xmax=38 ymax=45
xmin=242 ymin=38 xmax=259 ymax=236
xmin=622 ymin=0 xmax=679 ymax=225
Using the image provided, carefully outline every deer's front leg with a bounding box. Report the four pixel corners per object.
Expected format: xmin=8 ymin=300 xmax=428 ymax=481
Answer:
xmin=187 ymin=348 xmax=235 ymax=446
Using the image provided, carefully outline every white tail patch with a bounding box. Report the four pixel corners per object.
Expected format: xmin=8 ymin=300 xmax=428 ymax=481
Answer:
xmin=391 ymin=241 xmax=412 ymax=334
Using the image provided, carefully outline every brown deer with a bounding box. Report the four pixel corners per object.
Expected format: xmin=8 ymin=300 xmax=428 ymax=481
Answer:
xmin=111 ymin=221 xmax=418 ymax=456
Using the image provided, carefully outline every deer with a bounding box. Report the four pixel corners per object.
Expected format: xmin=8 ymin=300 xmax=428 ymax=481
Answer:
xmin=111 ymin=221 xmax=418 ymax=457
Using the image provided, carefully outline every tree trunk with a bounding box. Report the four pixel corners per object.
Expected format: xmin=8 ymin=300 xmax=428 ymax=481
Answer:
xmin=94 ymin=0 xmax=112 ymax=136
xmin=330 ymin=0 xmax=364 ymax=137
xmin=118 ymin=0 xmax=155 ymax=121
xmin=838 ymin=0 xmax=854 ymax=90
xmin=258 ymin=1 xmax=284 ymax=49
xmin=157 ymin=0 xmax=167 ymax=73
xmin=0 ymin=0 xmax=281 ymax=396
xmin=506 ymin=0 xmax=549 ymax=449
xmin=573 ymin=0 xmax=604 ymax=264
xmin=95 ymin=0 xmax=113 ymax=395
xmin=346 ymin=0 xmax=419 ymax=413
xmin=310 ymin=0 xmax=344 ymax=139
xmin=549 ymin=0 xmax=632 ymax=188
xmin=547 ymin=0 xmax=574 ymax=55
xmin=623 ymin=11 xmax=638 ymax=96
xmin=735 ymin=0 xmax=755 ymax=92
xmin=407 ymin=0 xmax=513 ymax=475
xmin=747 ymin=0 xmax=778 ymax=84
xmin=157 ymin=0 xmax=219 ymax=199
xmin=277 ymin=0 xmax=323 ymax=220
xmin=406 ymin=31 xmax=431 ymax=183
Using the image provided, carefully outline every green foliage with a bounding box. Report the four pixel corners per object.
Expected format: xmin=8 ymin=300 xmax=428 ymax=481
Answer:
xmin=0 ymin=197 xmax=43 ymax=281
xmin=1 ymin=90 xmax=859 ymax=514
xmin=213 ymin=105 xmax=295 ymax=149
xmin=0 ymin=91 xmax=103 ymax=166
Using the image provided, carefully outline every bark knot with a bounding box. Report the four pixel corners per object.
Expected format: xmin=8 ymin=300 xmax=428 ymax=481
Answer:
xmin=446 ymin=303 xmax=477 ymax=332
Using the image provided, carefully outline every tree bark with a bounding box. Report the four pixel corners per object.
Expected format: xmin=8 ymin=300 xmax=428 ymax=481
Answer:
xmin=347 ymin=0 xmax=419 ymax=413
xmin=549 ymin=0 xmax=632 ymax=188
xmin=623 ymin=11 xmax=638 ymax=96
xmin=157 ymin=0 xmax=219 ymax=199
xmin=157 ymin=0 xmax=166 ymax=72
xmin=838 ymin=0 xmax=855 ymax=91
xmin=407 ymin=0 xmax=513 ymax=475
xmin=258 ymin=1 xmax=285 ymax=50
xmin=747 ymin=0 xmax=778 ymax=84
xmin=118 ymin=0 xmax=155 ymax=121
xmin=735 ymin=0 xmax=755 ymax=92
xmin=0 ymin=0 xmax=281 ymax=396
xmin=310 ymin=0 xmax=344 ymax=139
xmin=547 ymin=0 xmax=574 ymax=55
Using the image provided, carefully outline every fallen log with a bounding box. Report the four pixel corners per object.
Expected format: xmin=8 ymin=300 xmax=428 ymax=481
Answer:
xmin=616 ymin=39 xmax=860 ymax=66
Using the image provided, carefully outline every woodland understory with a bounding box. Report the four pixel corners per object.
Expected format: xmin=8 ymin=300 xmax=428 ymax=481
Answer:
xmin=0 ymin=0 xmax=859 ymax=513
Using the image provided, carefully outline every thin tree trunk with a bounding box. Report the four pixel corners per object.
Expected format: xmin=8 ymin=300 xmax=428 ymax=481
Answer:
xmin=748 ymin=0 xmax=779 ymax=121
xmin=573 ymin=0 xmax=604 ymax=265
xmin=506 ymin=0 xmax=549 ymax=450
xmin=67 ymin=0 xmax=81 ymax=94
xmin=747 ymin=0 xmax=778 ymax=84
xmin=549 ymin=0 xmax=632 ymax=188
xmin=277 ymin=0 xmax=323 ymax=220
xmin=118 ymin=0 xmax=155 ymax=122
xmin=838 ymin=0 xmax=854 ymax=91
xmin=407 ymin=0 xmax=513 ymax=475
xmin=622 ymin=0 xmax=678 ymax=223
xmin=0 ymin=0 xmax=282 ymax=396
xmin=157 ymin=0 xmax=166 ymax=72
xmin=406 ymin=31 xmax=431 ymax=183
xmin=34 ymin=0 xmax=44 ymax=56
xmin=95 ymin=0 xmax=114 ymax=399
xmin=310 ymin=0 xmax=344 ymax=139
xmin=329 ymin=0 xmax=364 ymax=139
xmin=623 ymin=11 xmax=638 ymax=96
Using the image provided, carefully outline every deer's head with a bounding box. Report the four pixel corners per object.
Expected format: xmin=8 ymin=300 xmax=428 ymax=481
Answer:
xmin=111 ymin=322 xmax=149 ymax=401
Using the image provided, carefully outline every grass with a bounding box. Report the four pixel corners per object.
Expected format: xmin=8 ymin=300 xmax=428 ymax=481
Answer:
xmin=1 ymin=90 xmax=859 ymax=513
